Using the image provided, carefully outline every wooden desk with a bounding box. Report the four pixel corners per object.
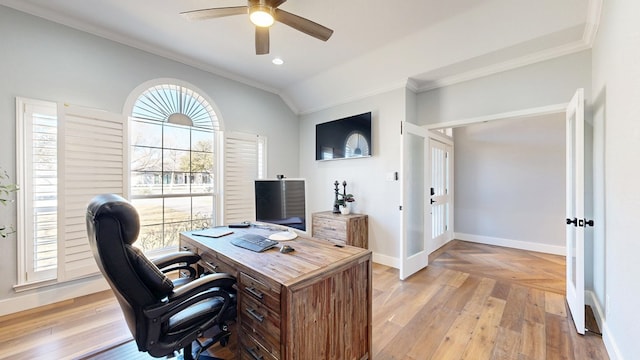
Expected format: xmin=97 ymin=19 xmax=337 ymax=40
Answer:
xmin=180 ymin=228 xmax=372 ymax=360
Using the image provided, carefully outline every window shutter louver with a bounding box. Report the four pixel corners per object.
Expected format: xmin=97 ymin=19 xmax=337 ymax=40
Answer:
xmin=223 ymin=133 xmax=266 ymax=225
xmin=58 ymin=104 xmax=125 ymax=281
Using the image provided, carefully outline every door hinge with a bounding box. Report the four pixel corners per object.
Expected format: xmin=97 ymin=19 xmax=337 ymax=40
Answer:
xmin=399 ymin=205 xmax=402 ymax=211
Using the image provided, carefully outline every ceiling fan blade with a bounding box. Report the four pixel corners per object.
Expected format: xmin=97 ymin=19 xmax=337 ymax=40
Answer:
xmin=180 ymin=6 xmax=248 ymax=21
xmin=268 ymin=0 xmax=287 ymax=8
xmin=255 ymin=27 xmax=270 ymax=55
xmin=274 ymin=9 xmax=333 ymax=41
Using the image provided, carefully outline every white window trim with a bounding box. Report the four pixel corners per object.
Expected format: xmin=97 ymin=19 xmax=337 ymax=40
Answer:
xmin=15 ymin=97 xmax=58 ymax=287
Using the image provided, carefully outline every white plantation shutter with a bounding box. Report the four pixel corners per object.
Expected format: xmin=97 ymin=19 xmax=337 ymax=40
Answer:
xmin=223 ymin=132 xmax=266 ymax=225
xmin=18 ymin=100 xmax=59 ymax=284
xmin=58 ymin=104 xmax=125 ymax=281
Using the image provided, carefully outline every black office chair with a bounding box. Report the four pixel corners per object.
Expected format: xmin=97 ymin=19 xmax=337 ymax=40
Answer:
xmin=86 ymin=194 xmax=237 ymax=360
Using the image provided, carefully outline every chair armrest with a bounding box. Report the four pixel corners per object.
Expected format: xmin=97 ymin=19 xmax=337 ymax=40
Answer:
xmin=168 ymin=273 xmax=236 ymax=303
xmin=144 ymin=273 xmax=236 ymax=320
xmin=151 ymin=251 xmax=200 ymax=270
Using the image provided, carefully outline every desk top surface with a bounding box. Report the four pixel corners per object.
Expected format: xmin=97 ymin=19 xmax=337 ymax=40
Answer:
xmin=181 ymin=226 xmax=371 ymax=287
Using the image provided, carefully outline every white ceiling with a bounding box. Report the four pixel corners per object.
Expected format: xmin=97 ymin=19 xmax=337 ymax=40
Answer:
xmin=0 ymin=0 xmax=599 ymax=114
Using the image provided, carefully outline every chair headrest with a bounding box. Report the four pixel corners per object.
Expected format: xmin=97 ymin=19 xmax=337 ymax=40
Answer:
xmin=87 ymin=194 xmax=140 ymax=245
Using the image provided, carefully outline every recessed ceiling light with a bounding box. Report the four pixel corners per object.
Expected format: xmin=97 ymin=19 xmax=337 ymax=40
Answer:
xmin=272 ymin=58 xmax=284 ymax=65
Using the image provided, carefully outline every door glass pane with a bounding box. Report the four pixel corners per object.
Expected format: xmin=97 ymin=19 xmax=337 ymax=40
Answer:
xmin=431 ymin=143 xmax=447 ymax=240
xmin=570 ymin=112 xmax=577 ymax=287
xmin=406 ymin=132 xmax=425 ymax=256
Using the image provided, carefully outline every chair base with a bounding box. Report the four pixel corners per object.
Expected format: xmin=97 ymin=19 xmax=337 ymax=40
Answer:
xmin=168 ymin=344 xmax=224 ymax=360
xmin=169 ymin=329 xmax=231 ymax=360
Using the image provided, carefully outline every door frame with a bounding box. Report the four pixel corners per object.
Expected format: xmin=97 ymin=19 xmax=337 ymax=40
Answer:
xmin=424 ymin=100 xmax=588 ymax=335
xmin=424 ymin=103 xmax=568 ymax=132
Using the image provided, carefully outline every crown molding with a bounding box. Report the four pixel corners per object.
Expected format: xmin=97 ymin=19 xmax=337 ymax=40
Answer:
xmin=583 ymin=0 xmax=603 ymax=47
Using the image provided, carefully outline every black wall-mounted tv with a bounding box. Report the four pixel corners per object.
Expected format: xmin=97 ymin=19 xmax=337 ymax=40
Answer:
xmin=315 ymin=112 xmax=372 ymax=161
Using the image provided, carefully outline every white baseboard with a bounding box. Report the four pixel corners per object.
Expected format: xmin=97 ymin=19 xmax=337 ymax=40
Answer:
xmin=372 ymin=252 xmax=399 ymax=269
xmin=0 ymin=276 xmax=109 ymax=317
xmin=454 ymin=232 xmax=565 ymax=255
xmin=585 ymin=291 xmax=621 ymax=359
xmin=602 ymin=320 xmax=623 ymax=360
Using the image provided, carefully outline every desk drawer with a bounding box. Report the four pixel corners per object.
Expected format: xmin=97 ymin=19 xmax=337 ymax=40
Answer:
xmin=200 ymin=252 xmax=236 ymax=276
xmin=239 ymin=331 xmax=279 ymax=360
xmin=239 ymin=271 xmax=280 ymax=312
xmin=240 ymin=295 xmax=281 ymax=358
xmin=180 ymin=238 xmax=200 ymax=254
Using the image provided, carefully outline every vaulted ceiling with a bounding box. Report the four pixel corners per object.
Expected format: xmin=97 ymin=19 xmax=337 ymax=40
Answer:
xmin=0 ymin=0 xmax=600 ymax=114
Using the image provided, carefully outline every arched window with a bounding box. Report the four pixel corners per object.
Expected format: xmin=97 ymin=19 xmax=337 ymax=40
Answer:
xmin=128 ymin=82 xmax=221 ymax=252
xmin=344 ymin=131 xmax=370 ymax=158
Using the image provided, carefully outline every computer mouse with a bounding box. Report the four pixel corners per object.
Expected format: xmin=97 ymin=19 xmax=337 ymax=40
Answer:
xmin=280 ymin=245 xmax=295 ymax=254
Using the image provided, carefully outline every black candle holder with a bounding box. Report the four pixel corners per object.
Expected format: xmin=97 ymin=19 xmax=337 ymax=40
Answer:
xmin=333 ymin=181 xmax=340 ymax=213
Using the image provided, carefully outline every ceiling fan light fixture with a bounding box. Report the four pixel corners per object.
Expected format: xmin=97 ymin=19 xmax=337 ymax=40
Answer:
xmin=249 ymin=5 xmax=274 ymax=27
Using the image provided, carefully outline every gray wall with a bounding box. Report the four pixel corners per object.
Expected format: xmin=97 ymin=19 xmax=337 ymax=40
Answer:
xmin=0 ymin=6 xmax=298 ymax=303
xmin=453 ymin=114 xmax=565 ymax=248
xmin=592 ymin=1 xmax=640 ymax=358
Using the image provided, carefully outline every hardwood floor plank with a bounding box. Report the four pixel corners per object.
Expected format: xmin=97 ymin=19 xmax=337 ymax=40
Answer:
xmin=429 ymin=310 xmax=480 ymax=360
xmin=491 ymin=327 xmax=522 ymax=360
xmin=499 ymin=283 xmax=528 ymax=332
xmin=524 ymin=287 xmax=547 ymax=325
xmin=460 ymin=296 xmax=507 ymax=360
xmin=545 ymin=291 xmax=568 ymax=317
xmin=520 ymin=320 xmax=547 ymax=359
xmin=545 ymin=312 xmax=572 ymax=360
xmin=461 ymin=277 xmax=496 ymax=316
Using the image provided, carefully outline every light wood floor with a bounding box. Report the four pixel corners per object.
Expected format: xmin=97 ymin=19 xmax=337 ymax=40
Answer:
xmin=0 ymin=240 xmax=608 ymax=360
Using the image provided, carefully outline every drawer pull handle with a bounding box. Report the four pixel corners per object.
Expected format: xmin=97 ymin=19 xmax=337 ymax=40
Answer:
xmin=204 ymin=262 xmax=218 ymax=271
xmin=246 ymin=307 xmax=265 ymax=322
xmin=245 ymin=286 xmax=264 ymax=299
xmin=245 ymin=346 xmax=264 ymax=360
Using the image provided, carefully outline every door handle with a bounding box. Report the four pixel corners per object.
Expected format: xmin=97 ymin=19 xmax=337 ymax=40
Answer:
xmin=566 ymin=218 xmax=577 ymax=226
xmin=430 ymin=199 xmax=436 ymax=204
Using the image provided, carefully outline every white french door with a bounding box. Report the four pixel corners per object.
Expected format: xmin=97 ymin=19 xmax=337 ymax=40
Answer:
xmin=399 ymin=122 xmax=430 ymax=280
xmin=429 ymin=138 xmax=453 ymax=253
xmin=566 ymin=88 xmax=585 ymax=334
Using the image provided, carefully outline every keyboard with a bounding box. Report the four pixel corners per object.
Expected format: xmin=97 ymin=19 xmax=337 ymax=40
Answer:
xmin=230 ymin=233 xmax=278 ymax=252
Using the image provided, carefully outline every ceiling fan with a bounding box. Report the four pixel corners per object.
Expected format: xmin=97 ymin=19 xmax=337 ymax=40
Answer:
xmin=181 ymin=0 xmax=334 ymax=55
